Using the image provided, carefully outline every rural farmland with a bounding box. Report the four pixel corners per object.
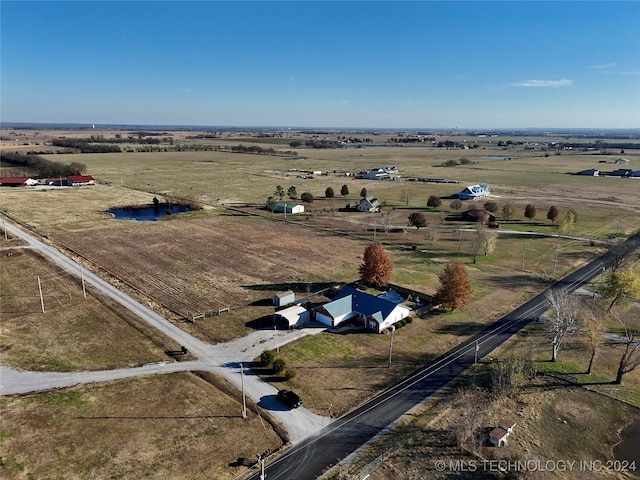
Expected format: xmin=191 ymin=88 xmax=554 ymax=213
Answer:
xmin=1 ymin=127 xmax=639 ymax=480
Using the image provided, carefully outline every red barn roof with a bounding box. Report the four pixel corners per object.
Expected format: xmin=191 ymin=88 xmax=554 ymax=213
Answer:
xmin=0 ymin=177 xmax=29 ymax=185
xmin=69 ymin=175 xmax=95 ymax=183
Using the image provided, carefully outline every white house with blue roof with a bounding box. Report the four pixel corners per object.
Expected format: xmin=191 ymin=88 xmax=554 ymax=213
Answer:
xmin=313 ymin=286 xmax=410 ymax=333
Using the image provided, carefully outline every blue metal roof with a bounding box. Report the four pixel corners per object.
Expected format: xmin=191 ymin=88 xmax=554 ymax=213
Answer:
xmin=377 ymin=290 xmax=405 ymax=304
xmin=331 ymin=286 xmax=400 ymax=319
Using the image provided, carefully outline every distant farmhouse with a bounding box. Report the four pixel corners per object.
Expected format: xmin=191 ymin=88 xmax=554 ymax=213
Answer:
xmin=0 ymin=177 xmax=39 ymax=187
xmin=462 ymin=208 xmax=496 ymax=224
xmin=454 ymin=184 xmax=490 ymax=200
xmin=576 ymin=168 xmax=599 ymax=176
xmin=362 ymin=166 xmax=400 ymax=181
xmin=357 ymin=196 xmax=380 ymax=212
xmin=274 ymin=202 xmax=304 ymax=214
xmin=313 ymin=285 xmax=410 ymax=333
xmin=48 ymin=175 xmax=96 ymax=186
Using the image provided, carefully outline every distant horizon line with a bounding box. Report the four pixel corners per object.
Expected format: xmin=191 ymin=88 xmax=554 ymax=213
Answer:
xmin=1 ymin=121 xmax=639 ymax=134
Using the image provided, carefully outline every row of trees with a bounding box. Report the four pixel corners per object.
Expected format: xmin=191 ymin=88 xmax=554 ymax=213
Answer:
xmin=0 ymin=152 xmax=87 ymax=178
xmin=359 ymin=243 xmax=473 ymax=311
xmin=357 ymin=238 xmax=638 ymax=385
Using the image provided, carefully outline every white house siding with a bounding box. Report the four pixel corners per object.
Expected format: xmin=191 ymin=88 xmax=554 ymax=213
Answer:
xmin=315 ymin=311 xmax=335 ymax=328
xmin=378 ymin=305 xmax=411 ymax=331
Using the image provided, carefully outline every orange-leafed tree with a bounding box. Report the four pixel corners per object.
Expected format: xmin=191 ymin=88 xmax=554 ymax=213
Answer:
xmin=359 ymin=242 xmax=393 ymax=288
xmin=435 ymin=261 xmax=473 ymax=311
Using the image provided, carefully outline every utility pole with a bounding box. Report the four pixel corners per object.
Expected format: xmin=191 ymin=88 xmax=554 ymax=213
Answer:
xmin=473 ymin=339 xmax=479 ymax=386
xmin=257 ymin=454 xmax=266 ymax=480
xmin=2 ymin=220 xmax=7 ymax=240
xmin=457 ymin=230 xmax=464 ymax=250
xmin=80 ymin=267 xmax=87 ymax=298
xmin=388 ymin=325 xmax=396 ymax=367
xmin=553 ymin=245 xmax=559 ymax=274
xmin=37 ymin=275 xmax=45 ymax=313
xmin=274 ymin=325 xmax=279 ymax=355
xmin=240 ymin=362 xmax=247 ymax=418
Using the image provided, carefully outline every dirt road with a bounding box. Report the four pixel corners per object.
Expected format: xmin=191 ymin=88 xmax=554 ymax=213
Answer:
xmin=0 ymin=218 xmax=332 ymax=443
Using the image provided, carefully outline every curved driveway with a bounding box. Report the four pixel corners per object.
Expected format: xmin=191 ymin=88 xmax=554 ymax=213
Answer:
xmin=0 ymin=219 xmax=332 ymax=443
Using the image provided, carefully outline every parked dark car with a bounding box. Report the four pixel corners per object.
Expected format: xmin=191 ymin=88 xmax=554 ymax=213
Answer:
xmin=277 ymin=389 xmax=302 ymax=409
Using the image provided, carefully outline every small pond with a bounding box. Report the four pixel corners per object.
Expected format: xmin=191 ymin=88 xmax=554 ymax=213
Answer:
xmin=108 ymin=204 xmax=191 ymax=221
xmin=614 ymin=417 xmax=640 ymax=465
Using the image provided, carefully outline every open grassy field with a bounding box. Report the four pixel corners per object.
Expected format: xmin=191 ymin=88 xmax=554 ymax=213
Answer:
xmin=0 ymin=246 xmax=183 ymax=371
xmin=1 ymin=129 xmax=639 ymax=479
xmin=0 ymin=371 xmax=284 ymax=480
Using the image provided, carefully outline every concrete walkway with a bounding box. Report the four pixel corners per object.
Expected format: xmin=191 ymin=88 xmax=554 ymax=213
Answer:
xmin=0 ymin=218 xmax=332 ymax=443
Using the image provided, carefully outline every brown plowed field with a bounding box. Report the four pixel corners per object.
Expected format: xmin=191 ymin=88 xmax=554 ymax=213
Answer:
xmin=55 ymin=213 xmax=365 ymax=321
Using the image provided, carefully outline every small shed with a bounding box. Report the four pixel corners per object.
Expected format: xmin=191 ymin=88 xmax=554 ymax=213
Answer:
xmin=273 ymin=290 xmax=295 ymax=307
xmin=275 ymin=202 xmax=304 ymax=214
xmin=273 ymin=305 xmax=310 ymax=329
xmin=489 ymin=419 xmax=516 ymax=447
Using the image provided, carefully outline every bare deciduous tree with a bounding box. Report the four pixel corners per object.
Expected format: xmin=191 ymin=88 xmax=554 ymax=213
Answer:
xmin=582 ymin=300 xmax=608 ymax=375
xmin=424 ymin=223 xmax=439 ymax=245
xmin=450 ymin=387 xmax=491 ymax=454
xmin=545 ymin=288 xmax=579 ymax=362
xmin=613 ymin=311 xmax=640 ymax=384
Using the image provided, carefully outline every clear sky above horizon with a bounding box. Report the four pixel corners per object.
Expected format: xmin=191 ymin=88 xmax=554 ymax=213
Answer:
xmin=1 ymin=1 xmax=639 ymax=129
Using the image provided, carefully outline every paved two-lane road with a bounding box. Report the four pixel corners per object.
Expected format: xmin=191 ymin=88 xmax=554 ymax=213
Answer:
xmin=249 ymin=232 xmax=640 ymax=480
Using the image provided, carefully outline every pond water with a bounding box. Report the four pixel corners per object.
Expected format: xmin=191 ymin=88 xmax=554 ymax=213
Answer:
xmin=108 ymin=204 xmax=190 ymax=221
xmin=614 ymin=418 xmax=640 ymax=465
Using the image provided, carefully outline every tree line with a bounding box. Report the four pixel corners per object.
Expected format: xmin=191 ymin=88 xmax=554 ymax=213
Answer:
xmin=0 ymin=152 xmax=87 ymax=178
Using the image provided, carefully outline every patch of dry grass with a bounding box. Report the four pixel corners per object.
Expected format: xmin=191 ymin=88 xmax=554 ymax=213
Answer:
xmin=0 ymin=249 xmax=180 ymax=371
xmin=0 ymin=372 xmax=283 ymax=479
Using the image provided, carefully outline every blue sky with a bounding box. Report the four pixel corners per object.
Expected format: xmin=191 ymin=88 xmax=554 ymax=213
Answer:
xmin=1 ymin=1 xmax=639 ymax=129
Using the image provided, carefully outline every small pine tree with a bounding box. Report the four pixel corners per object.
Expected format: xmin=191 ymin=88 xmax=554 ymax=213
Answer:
xmin=325 ymin=187 xmax=335 ymax=198
xmin=434 ymin=261 xmax=473 ymax=311
xmin=341 ymin=184 xmax=349 ymax=196
xmin=301 ymin=192 xmax=314 ymax=203
xmin=360 ymin=187 xmax=368 ymax=198
xmin=359 ymin=242 xmax=393 ymax=288
xmin=547 ymin=206 xmax=559 ymax=223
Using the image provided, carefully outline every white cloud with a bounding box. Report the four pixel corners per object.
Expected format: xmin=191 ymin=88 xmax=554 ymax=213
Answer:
xmin=511 ymin=79 xmax=574 ymax=88
xmin=590 ymin=62 xmax=617 ymax=69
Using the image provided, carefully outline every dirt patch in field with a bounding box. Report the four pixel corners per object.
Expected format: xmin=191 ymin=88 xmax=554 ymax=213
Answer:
xmin=54 ymin=214 xmax=367 ymax=343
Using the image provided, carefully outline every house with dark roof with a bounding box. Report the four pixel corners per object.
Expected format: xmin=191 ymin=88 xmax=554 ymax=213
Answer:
xmin=461 ymin=208 xmax=496 ymax=224
xmin=313 ymin=285 xmax=410 ymax=333
xmin=357 ymin=196 xmax=380 ymax=212
xmin=454 ymin=184 xmax=490 ymax=200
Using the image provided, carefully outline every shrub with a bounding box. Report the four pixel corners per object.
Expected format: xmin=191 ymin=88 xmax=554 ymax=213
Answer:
xmin=406 ymin=317 xmax=413 ymax=324
xmin=284 ymin=369 xmax=297 ymax=380
xmin=272 ymin=358 xmax=286 ymax=374
xmin=260 ymin=350 xmax=275 ymax=367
